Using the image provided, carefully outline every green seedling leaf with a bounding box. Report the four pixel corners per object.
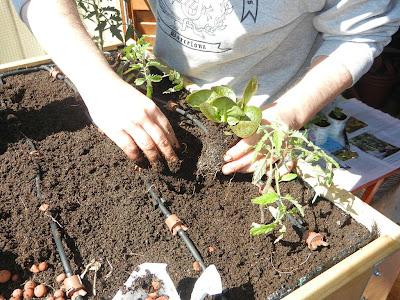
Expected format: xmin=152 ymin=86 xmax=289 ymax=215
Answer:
xmin=274 ymin=224 xmax=287 ymax=244
xmin=186 ymin=90 xmax=217 ymax=109
xmin=212 ymin=86 xmax=236 ymax=100
xmin=227 ymin=116 xmax=240 ymax=126
xmin=226 ymin=106 xmax=245 ymax=125
xmin=252 ymin=157 xmax=267 ymax=184
xmin=251 ymin=191 xmax=279 ymax=205
xmin=123 ymin=64 xmax=142 ymax=74
xmin=134 ymin=77 xmax=146 ymax=86
xmin=250 ymin=223 xmax=276 ymax=236
xmin=199 ymin=102 xmax=219 ymax=122
xmin=147 ymin=60 xmax=166 ymax=68
xmin=238 ymin=77 xmax=258 ymax=109
xmin=210 ymin=97 xmax=237 ymax=122
xmin=280 ymin=173 xmax=298 ymax=182
xmin=230 ymin=106 xmax=262 ymax=138
xmin=146 ymin=82 xmax=153 ymax=98
xmin=273 ymin=129 xmax=284 ymax=153
xmin=148 ymin=74 xmax=163 ymax=82
xmin=227 ymin=105 xmax=245 ymax=118
xmin=275 ymin=203 xmax=287 ymax=223
xmin=285 ymin=195 xmax=304 ymax=217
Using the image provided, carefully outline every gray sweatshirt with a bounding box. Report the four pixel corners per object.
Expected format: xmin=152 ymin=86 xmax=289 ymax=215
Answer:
xmin=148 ymin=0 xmax=400 ymax=106
xmin=13 ymin=0 xmax=400 ymax=107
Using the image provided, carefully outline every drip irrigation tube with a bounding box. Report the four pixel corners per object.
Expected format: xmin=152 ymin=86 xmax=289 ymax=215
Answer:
xmin=0 ymin=66 xmax=46 ymax=83
xmin=50 ymin=221 xmax=86 ymax=300
xmin=0 ymin=64 xmax=78 ymax=93
xmin=145 ymin=178 xmax=207 ymax=271
xmin=50 ymin=221 xmax=73 ymax=277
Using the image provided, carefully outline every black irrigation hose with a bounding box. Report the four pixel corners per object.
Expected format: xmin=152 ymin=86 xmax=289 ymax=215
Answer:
xmin=0 ymin=66 xmax=47 ymax=84
xmin=144 ymin=178 xmax=207 ymax=271
xmin=50 ymin=221 xmax=73 ymax=277
xmin=0 ymin=64 xmax=78 ymax=93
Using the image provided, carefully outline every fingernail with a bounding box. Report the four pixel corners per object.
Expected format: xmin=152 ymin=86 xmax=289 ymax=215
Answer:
xmin=224 ymin=154 xmax=231 ymax=162
xmin=222 ymin=165 xmax=230 ymax=175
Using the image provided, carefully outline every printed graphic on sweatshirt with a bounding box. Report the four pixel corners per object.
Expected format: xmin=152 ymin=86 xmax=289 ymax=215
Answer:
xmin=241 ymin=0 xmax=258 ymax=22
xmin=158 ymin=0 xmax=233 ymax=53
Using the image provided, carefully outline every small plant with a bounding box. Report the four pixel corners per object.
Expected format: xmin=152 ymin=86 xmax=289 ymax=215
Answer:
xmin=249 ymin=123 xmax=339 ymax=241
xmin=310 ymin=113 xmax=330 ymax=127
xmin=119 ymin=36 xmax=184 ymax=98
xmin=76 ymin=0 xmax=134 ymax=50
xmin=185 ymin=78 xmax=262 ymax=138
xmin=329 ymin=107 xmax=347 ymax=120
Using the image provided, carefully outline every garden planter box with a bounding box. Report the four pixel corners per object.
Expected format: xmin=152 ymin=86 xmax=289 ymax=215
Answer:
xmin=1 ymin=59 xmax=400 ymax=300
xmin=285 ymin=162 xmax=400 ymax=300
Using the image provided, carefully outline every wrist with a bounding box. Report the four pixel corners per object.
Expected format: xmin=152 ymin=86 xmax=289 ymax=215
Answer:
xmin=261 ymin=101 xmax=303 ymax=130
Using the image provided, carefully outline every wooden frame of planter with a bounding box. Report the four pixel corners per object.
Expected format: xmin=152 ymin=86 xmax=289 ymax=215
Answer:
xmin=287 ymin=161 xmax=400 ymax=300
xmin=2 ymin=59 xmax=400 ymax=300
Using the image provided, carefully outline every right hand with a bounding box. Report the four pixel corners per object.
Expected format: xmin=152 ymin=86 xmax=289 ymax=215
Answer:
xmin=80 ymin=78 xmax=179 ymax=164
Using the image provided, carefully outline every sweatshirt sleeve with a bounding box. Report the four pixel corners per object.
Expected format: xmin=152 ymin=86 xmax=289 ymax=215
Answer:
xmin=313 ymin=0 xmax=400 ymax=83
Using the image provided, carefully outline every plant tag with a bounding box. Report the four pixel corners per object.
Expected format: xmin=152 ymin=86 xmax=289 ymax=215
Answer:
xmin=190 ymin=265 xmax=222 ymax=300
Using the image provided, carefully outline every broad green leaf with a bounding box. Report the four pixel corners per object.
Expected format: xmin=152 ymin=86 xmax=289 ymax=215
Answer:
xmin=227 ymin=116 xmax=240 ymax=126
xmin=227 ymin=105 xmax=245 ymax=117
xmin=199 ymin=102 xmax=219 ymax=122
xmin=210 ymin=97 xmax=237 ymax=122
xmin=230 ymin=106 xmax=262 ymax=138
xmin=250 ymin=223 xmax=276 ymax=236
xmin=211 ymin=86 xmax=236 ymax=100
xmin=251 ymin=192 xmax=279 ymax=205
xmin=279 ymin=173 xmax=298 ymax=182
xmin=273 ymin=129 xmax=284 ymax=153
xmin=134 ymin=77 xmax=146 ymax=86
xmin=238 ymin=77 xmax=258 ymax=109
xmin=186 ymin=90 xmax=217 ymax=109
xmin=148 ymin=74 xmax=163 ymax=82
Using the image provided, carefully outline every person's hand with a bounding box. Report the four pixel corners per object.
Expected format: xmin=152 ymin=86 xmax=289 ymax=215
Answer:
xmin=80 ymin=78 xmax=179 ymax=163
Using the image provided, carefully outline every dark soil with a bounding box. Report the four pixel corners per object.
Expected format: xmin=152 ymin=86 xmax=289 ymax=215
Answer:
xmin=0 ymin=70 xmax=373 ymax=299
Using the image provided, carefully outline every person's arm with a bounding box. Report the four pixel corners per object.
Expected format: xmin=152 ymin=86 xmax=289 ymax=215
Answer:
xmin=21 ymin=0 xmax=179 ymax=163
xmin=222 ymin=0 xmax=400 ymax=175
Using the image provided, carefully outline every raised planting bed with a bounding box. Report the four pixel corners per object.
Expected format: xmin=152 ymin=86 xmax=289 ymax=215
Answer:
xmin=1 ymin=66 xmax=400 ymax=300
